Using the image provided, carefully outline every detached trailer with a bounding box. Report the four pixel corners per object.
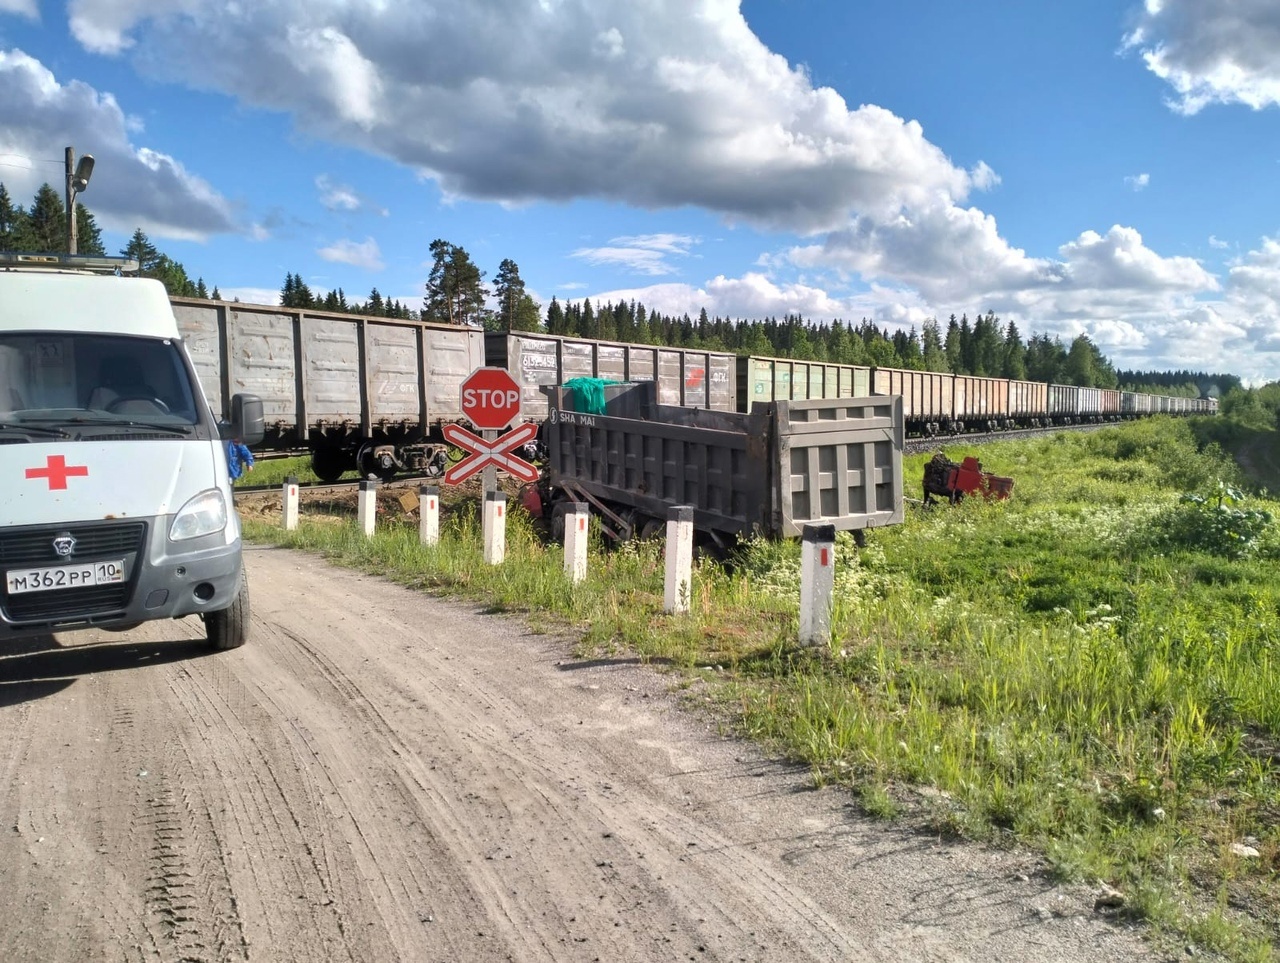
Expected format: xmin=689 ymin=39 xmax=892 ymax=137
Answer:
xmin=530 ymin=382 xmax=904 ymax=553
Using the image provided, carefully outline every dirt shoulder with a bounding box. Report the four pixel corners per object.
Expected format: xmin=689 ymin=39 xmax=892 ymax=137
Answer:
xmin=0 ymin=545 xmax=1157 ymax=962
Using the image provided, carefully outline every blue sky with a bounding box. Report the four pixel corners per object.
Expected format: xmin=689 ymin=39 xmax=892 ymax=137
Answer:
xmin=3 ymin=1 xmax=1280 ymax=382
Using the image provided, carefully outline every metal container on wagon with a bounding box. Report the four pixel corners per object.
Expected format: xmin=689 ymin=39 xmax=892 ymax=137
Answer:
xmin=736 ymin=355 xmax=871 ymax=409
xmin=485 ymin=330 xmax=736 ymax=421
xmin=170 ymin=297 xmax=484 ymax=448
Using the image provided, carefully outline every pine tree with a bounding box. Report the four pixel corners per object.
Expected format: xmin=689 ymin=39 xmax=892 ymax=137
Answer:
xmin=211 ymin=286 xmax=222 ymax=300
xmin=423 ymin=239 xmax=488 ymax=326
xmin=1001 ymin=320 xmax=1026 ymax=379
xmin=195 ymin=278 xmax=209 ymax=299
xmin=74 ymin=205 xmax=105 ymax=255
xmin=0 ymin=184 xmax=28 ymax=250
xmin=27 ymin=184 xmax=66 ymax=252
xmin=921 ymin=319 xmax=948 ymax=371
xmin=121 ymin=228 xmax=161 ymax=272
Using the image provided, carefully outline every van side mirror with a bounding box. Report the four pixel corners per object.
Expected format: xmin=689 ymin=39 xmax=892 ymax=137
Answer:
xmin=222 ymin=393 xmax=264 ymax=446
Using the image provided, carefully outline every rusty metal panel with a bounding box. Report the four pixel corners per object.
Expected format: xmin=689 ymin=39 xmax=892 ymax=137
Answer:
xmin=773 ymin=396 xmax=904 ymax=536
xmin=873 ymin=367 xmax=952 ymax=422
xmin=171 ymin=300 xmax=224 ymax=413
xmin=1099 ymin=389 xmax=1121 ymax=415
xmin=365 ymin=322 xmax=420 ymax=422
xmin=1007 ymin=379 xmax=1047 ymax=418
xmin=422 ymin=325 xmax=484 ymax=423
xmin=1078 ymin=387 xmax=1102 ymax=415
xmin=226 ymin=306 xmax=298 ymax=427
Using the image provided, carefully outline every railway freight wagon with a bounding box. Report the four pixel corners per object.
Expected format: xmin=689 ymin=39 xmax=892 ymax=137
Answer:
xmin=485 ymin=331 xmax=736 ymax=421
xmin=1008 ymin=378 xmax=1049 ymax=428
xmin=870 ymin=367 xmax=953 ymax=435
xmin=736 ymin=355 xmax=871 ymax=408
xmin=535 ymin=380 xmax=904 ymax=551
xmin=952 ymin=375 xmax=1010 ymax=432
xmin=170 ymin=297 xmax=484 ymax=481
xmin=1047 ymin=384 xmax=1081 ymax=426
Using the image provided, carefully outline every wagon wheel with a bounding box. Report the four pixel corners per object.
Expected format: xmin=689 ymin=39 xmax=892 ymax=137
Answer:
xmin=310 ymin=447 xmax=348 ymax=484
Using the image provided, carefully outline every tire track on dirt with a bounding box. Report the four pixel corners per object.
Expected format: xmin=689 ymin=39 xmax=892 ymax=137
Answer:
xmin=245 ymin=573 xmax=866 ymax=961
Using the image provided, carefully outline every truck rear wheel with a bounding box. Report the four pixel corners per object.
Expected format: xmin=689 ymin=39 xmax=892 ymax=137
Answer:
xmin=205 ymin=566 xmax=250 ymax=650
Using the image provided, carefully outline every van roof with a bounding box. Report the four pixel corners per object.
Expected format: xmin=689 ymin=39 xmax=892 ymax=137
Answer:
xmin=0 ymin=271 xmax=179 ymax=339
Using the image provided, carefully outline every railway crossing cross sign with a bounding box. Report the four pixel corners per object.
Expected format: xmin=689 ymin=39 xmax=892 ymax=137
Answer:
xmin=442 ymin=422 xmax=540 ymax=486
xmin=460 ymin=366 xmax=523 ymax=431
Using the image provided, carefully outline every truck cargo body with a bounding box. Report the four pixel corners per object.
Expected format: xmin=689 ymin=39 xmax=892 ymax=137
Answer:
xmin=541 ymin=383 xmax=903 ymax=542
xmin=486 ymin=331 xmax=736 ymax=422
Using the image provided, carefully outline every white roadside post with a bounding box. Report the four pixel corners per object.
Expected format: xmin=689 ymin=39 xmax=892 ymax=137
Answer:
xmin=282 ymin=474 xmax=299 ymax=531
xmin=663 ymin=505 xmax=695 ymax=614
xmin=562 ymin=501 xmax=590 ymax=583
xmin=419 ymin=484 xmax=440 ymax=546
xmin=357 ymin=480 xmax=377 ymax=538
xmin=799 ymin=523 xmax=837 ymax=647
xmin=483 ymin=491 xmax=508 ymax=565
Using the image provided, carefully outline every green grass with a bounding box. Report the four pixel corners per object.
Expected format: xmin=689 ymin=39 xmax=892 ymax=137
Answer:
xmin=241 ymin=415 xmax=1280 ymax=961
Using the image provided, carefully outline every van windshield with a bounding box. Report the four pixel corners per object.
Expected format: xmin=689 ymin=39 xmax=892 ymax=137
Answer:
xmin=0 ymin=333 xmax=201 ymax=428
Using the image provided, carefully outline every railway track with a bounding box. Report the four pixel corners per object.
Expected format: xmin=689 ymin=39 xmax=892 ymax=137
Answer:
xmin=903 ymin=420 xmax=1111 ymax=455
xmin=235 ymin=471 xmax=449 ymax=497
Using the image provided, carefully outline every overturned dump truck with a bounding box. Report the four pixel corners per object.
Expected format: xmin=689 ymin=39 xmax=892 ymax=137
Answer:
xmin=525 ymin=381 xmax=905 ymax=554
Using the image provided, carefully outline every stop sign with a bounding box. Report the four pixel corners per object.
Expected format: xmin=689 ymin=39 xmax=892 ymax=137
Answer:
xmin=460 ymin=366 xmax=523 ymax=430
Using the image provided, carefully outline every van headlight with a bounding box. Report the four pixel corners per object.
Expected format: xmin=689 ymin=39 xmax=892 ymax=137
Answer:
xmin=170 ymin=489 xmax=228 ymax=541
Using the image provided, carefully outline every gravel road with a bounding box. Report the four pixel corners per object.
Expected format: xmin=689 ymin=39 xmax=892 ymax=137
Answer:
xmin=0 ymin=544 xmax=1155 ymax=962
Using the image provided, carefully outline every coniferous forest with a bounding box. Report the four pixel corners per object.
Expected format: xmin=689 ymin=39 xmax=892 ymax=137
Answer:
xmin=0 ymin=183 xmax=1236 ymax=397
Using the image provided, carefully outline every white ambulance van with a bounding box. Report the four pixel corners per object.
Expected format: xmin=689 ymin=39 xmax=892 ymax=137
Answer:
xmin=0 ymin=253 xmax=263 ymax=649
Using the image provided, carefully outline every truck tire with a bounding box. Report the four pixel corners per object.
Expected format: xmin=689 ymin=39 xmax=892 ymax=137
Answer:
xmin=205 ymin=566 xmax=250 ymax=650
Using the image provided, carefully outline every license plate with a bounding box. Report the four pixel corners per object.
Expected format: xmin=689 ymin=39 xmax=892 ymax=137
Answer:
xmin=6 ymin=559 xmax=126 ymax=595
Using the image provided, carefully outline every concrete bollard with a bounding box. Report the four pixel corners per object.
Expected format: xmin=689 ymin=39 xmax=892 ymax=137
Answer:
xmin=282 ymin=475 xmax=299 ymax=531
xmin=799 ymin=523 xmax=837 ymax=647
xmin=483 ymin=491 xmax=508 ymax=565
xmin=663 ymin=505 xmax=695 ymax=614
xmin=357 ymin=480 xmax=377 ymax=538
xmin=419 ymin=484 xmax=440 ymax=546
xmin=561 ymin=502 xmax=590 ymax=583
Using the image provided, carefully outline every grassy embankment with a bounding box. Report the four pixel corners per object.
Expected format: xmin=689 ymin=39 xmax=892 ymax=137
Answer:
xmin=241 ymin=416 xmax=1279 ymax=961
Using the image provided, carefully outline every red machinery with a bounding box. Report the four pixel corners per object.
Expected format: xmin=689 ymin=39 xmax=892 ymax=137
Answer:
xmin=922 ymin=454 xmax=1014 ymax=506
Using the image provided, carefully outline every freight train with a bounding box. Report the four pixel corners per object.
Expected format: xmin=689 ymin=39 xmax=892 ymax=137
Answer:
xmin=170 ymin=297 xmax=1216 ymax=482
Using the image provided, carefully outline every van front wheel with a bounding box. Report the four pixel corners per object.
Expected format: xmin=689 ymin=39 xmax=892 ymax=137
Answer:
xmin=205 ymin=566 xmax=250 ymax=650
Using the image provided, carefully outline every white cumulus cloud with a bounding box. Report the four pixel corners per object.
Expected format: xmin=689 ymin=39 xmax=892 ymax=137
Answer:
xmin=1125 ymin=0 xmax=1280 ymax=113
xmin=0 ymin=48 xmax=237 ymax=240
xmin=318 ymin=236 xmax=384 ymax=271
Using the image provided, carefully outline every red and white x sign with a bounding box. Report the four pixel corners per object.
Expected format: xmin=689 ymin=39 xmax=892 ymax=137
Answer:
xmin=442 ymin=422 xmax=540 ymax=486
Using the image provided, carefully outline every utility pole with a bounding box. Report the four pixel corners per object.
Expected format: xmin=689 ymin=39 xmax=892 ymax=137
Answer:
xmin=64 ymin=146 xmax=95 ymax=255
